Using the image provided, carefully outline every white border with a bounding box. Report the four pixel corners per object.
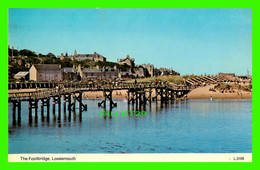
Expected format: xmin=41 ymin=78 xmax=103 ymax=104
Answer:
xmin=8 ymin=153 xmax=252 ymax=162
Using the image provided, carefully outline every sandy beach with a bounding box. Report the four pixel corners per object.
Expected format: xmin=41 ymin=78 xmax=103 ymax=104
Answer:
xmin=187 ymin=85 xmax=252 ymax=100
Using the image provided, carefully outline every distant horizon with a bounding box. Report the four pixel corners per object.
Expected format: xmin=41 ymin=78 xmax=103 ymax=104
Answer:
xmin=8 ymin=8 xmax=252 ymax=76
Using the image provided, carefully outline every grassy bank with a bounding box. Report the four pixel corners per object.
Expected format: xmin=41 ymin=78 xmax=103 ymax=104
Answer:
xmin=127 ymin=75 xmax=185 ymax=85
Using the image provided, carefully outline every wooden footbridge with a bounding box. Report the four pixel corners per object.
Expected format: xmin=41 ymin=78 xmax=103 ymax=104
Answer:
xmin=8 ymin=82 xmax=190 ymax=125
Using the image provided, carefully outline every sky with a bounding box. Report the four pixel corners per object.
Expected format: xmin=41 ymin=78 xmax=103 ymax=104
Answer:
xmin=8 ymin=8 xmax=252 ymax=75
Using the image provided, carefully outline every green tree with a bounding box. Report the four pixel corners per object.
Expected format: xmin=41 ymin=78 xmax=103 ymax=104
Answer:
xmin=47 ymin=53 xmax=56 ymax=58
xmin=19 ymin=49 xmax=37 ymax=56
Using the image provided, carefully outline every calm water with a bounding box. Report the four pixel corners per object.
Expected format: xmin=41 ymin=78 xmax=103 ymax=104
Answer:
xmin=8 ymin=99 xmax=252 ymax=153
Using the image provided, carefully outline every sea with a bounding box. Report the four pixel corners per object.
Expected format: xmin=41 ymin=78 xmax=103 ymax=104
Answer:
xmin=8 ymin=99 xmax=252 ymax=153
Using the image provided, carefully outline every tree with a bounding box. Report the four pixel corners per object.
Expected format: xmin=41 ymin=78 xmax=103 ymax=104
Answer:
xmin=8 ymin=47 xmax=19 ymax=56
xmin=19 ymin=49 xmax=37 ymax=57
xmin=47 ymin=53 xmax=56 ymax=58
xmin=61 ymin=57 xmax=73 ymax=67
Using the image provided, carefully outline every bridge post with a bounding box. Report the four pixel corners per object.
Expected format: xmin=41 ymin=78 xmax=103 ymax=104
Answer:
xmin=68 ymin=94 xmax=71 ymax=121
xmin=34 ymin=99 xmax=38 ymax=124
xmin=46 ymin=98 xmax=50 ymax=122
xmin=79 ymin=93 xmax=82 ymax=120
xmin=127 ymin=91 xmax=130 ymax=104
xmin=63 ymin=96 xmax=67 ymax=121
xmin=73 ymin=95 xmax=76 ymax=113
xmin=52 ymin=98 xmax=56 ymax=121
xmin=104 ymin=91 xmax=107 ymax=108
xmin=28 ymin=100 xmax=32 ymax=125
xmin=58 ymin=96 xmax=61 ymax=121
xmin=41 ymin=99 xmax=44 ymax=122
xmin=17 ymin=100 xmax=21 ymax=125
xmin=12 ymin=101 xmax=16 ymax=126
xmin=63 ymin=95 xmax=66 ymax=113
xmin=166 ymin=88 xmax=169 ymax=101
xmin=135 ymin=90 xmax=138 ymax=105
xmin=143 ymin=90 xmax=146 ymax=107
xmin=147 ymin=89 xmax=152 ymax=103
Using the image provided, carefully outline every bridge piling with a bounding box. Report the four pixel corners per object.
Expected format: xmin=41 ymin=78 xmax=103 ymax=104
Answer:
xmin=58 ymin=96 xmax=61 ymax=121
xmin=46 ymin=99 xmax=50 ymax=122
xmin=34 ymin=99 xmax=38 ymax=124
xmin=63 ymin=96 xmax=66 ymax=114
xmin=68 ymin=95 xmax=71 ymax=121
xmin=12 ymin=101 xmax=16 ymax=126
xmin=41 ymin=100 xmax=44 ymax=122
xmin=28 ymin=100 xmax=32 ymax=125
xmin=98 ymin=89 xmax=117 ymax=109
xmin=52 ymin=99 xmax=56 ymax=121
xmin=17 ymin=101 xmax=21 ymax=125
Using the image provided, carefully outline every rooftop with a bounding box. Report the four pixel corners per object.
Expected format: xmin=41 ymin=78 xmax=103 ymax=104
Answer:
xmin=63 ymin=68 xmax=77 ymax=73
xmin=82 ymin=68 xmax=100 ymax=73
xmin=15 ymin=71 xmax=29 ymax=77
xmin=33 ymin=64 xmax=61 ymax=70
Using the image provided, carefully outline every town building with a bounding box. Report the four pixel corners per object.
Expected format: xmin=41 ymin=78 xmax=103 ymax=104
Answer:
xmin=79 ymin=68 xmax=101 ymax=80
xmin=78 ymin=65 xmax=118 ymax=81
xmin=63 ymin=67 xmax=78 ymax=81
xmin=218 ymin=73 xmax=236 ymax=77
xmin=142 ymin=64 xmax=154 ymax=77
xmin=118 ymin=71 xmax=134 ymax=80
xmin=118 ymin=55 xmax=135 ymax=67
xmin=133 ymin=66 xmax=146 ymax=78
xmin=29 ymin=64 xmax=63 ymax=82
xmin=59 ymin=50 xmax=106 ymax=62
xmin=100 ymin=68 xmax=118 ymax=80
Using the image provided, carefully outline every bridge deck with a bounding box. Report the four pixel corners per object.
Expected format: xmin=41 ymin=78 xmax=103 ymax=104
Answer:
xmin=8 ymin=83 xmax=190 ymax=102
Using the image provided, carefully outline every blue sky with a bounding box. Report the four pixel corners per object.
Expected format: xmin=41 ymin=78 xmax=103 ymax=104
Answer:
xmin=8 ymin=8 xmax=252 ymax=75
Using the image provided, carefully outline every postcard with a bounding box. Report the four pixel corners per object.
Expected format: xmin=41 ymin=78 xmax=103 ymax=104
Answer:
xmin=7 ymin=8 xmax=252 ymax=162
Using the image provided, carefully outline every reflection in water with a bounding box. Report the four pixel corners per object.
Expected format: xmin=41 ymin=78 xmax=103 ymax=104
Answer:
xmin=8 ymin=99 xmax=252 ymax=153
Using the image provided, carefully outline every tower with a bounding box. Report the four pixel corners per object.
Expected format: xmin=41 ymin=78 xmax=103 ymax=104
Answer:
xmin=60 ymin=53 xmax=64 ymax=60
xmin=74 ymin=50 xmax=77 ymax=57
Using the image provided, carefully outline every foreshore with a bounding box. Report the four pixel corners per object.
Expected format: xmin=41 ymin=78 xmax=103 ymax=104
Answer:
xmin=8 ymin=85 xmax=252 ymax=100
xmin=187 ymin=85 xmax=252 ymax=100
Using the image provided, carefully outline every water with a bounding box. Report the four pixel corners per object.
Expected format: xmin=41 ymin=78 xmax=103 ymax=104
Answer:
xmin=8 ymin=99 xmax=252 ymax=153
